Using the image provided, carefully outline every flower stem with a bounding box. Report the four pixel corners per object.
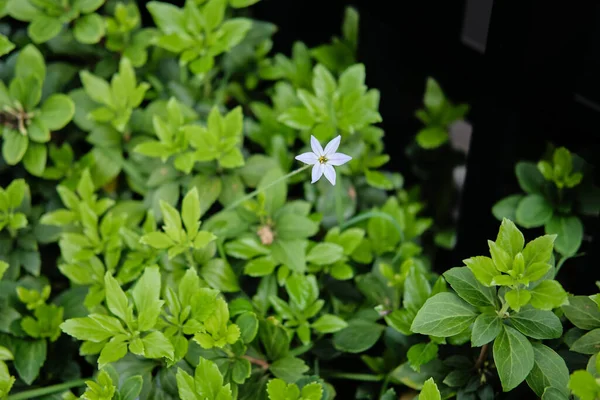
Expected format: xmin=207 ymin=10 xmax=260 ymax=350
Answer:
xmin=322 ymin=371 xmax=384 ymax=382
xmin=243 ymin=355 xmax=270 ymax=370
xmin=7 ymin=378 xmax=89 ymax=400
xmin=224 ymin=164 xmax=311 ymax=212
xmin=475 ymin=344 xmax=489 ymax=369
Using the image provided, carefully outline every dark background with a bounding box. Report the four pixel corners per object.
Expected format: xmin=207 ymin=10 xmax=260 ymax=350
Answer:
xmin=251 ymin=0 xmax=600 ymax=295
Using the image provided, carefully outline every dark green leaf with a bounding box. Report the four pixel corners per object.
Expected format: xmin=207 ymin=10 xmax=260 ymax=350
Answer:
xmin=562 ymin=296 xmax=600 ymax=330
xmin=526 ymin=343 xmax=569 ymax=398
xmin=515 ymin=194 xmax=553 ymax=228
xmin=493 ymin=325 xmax=534 ymax=391
xmin=443 ymin=267 xmax=497 ymax=307
xmin=333 ymin=319 xmax=384 ymax=353
xmin=14 ymin=339 xmax=47 ymax=385
xmin=411 ymin=293 xmax=478 ymax=337
xmin=471 ymin=313 xmax=501 ymax=347
xmin=545 ymin=215 xmax=583 ymax=256
xmin=510 ymin=308 xmax=562 ymax=339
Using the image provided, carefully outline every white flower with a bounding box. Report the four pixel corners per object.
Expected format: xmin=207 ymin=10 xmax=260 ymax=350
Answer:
xmin=295 ymin=135 xmax=352 ymax=185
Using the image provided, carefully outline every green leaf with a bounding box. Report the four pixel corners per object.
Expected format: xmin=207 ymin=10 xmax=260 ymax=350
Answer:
xmin=147 ymin=1 xmax=186 ymax=35
xmin=74 ymin=0 xmax=105 ymax=13
xmin=333 ymin=319 xmax=384 ymax=353
xmin=270 ymin=356 xmax=309 ymax=383
xmin=278 ymin=107 xmax=315 ymax=130
xmin=563 ymin=296 xmax=600 ymax=330
xmin=104 ymin=272 xmax=131 ymax=323
xmin=496 ymin=218 xmax=524 ymax=258
xmin=443 ymin=267 xmax=497 ymax=307
xmin=276 ymin=214 xmax=319 ymax=240
xmin=542 ymin=387 xmax=569 ymax=400
xmin=176 ymin=368 xmax=196 ymax=400
xmin=516 ymin=194 xmax=553 ymax=228
xmin=463 ymin=256 xmax=497 ymax=286
xmin=204 ymin=0 xmax=227 ymax=31
xmin=313 ymin=64 xmax=336 ymax=99
xmin=74 ymin=13 xmax=105 ymax=44
xmin=505 ymin=288 xmax=531 ymax=312
xmin=493 ymin=325 xmax=534 ymax=391
xmin=23 ymin=142 xmax=47 ymax=176
xmin=6 ymin=0 xmax=41 ymax=20
xmin=259 ymin=319 xmax=290 ymax=360
xmin=568 ymin=370 xmax=600 ymax=400
xmin=418 ymin=377 xmax=441 ymax=400
xmin=182 ymin=187 xmax=201 ymax=237
xmin=230 ymin=0 xmax=261 ymax=7
xmin=471 ymin=313 xmax=501 ymax=347
xmin=14 ymin=339 xmax=47 ymax=385
xmin=570 ymin=328 xmax=600 ymax=355
xmin=492 ymin=195 xmax=524 ymax=221
xmin=225 ymin=236 xmax=269 ymax=259
xmin=39 ymin=94 xmax=75 ymax=130
xmin=60 ymin=314 xmax=124 ymax=342
xmin=3 ymin=130 xmax=29 ymax=165
xmin=200 ymin=259 xmax=240 ymax=292
xmin=219 ymin=148 xmax=244 ymax=169
xmin=510 ymin=308 xmax=562 ymax=339
xmin=258 ymin=167 xmax=287 ymax=215
xmin=195 ymin=357 xmax=227 ymax=398
xmin=545 ymin=215 xmax=583 ymax=256
xmin=516 ymin=162 xmax=546 ymax=194
xmin=0 ymin=346 xmax=12 ymax=361
xmin=142 ymin=331 xmax=174 ymax=360
xmin=522 ymin=235 xmax=555 ymax=267
xmin=411 ymin=292 xmax=478 ymax=337
xmin=407 ymin=342 xmax=438 ymax=372
xmin=285 ymin=274 xmax=318 ymax=311
xmin=416 ymin=127 xmax=448 ymax=149
xmin=120 ymin=375 xmax=143 ymax=400
xmin=330 ymin=262 xmax=353 ymax=280
xmin=271 ymin=239 xmax=306 ymax=273
xmin=236 ymin=312 xmax=258 ymax=343
xmin=0 ymin=35 xmax=15 ymax=56
xmin=27 ymin=117 xmax=50 ymax=143
xmin=28 ymin=15 xmax=63 ymax=44
xmin=311 ymin=314 xmax=348 ymax=333
xmin=364 ymin=169 xmax=394 ymax=190
xmin=526 ymin=343 xmax=569 ymax=398
xmin=488 ymin=240 xmax=512 ymax=272
xmin=80 ymin=71 xmax=113 ymax=107
xmin=244 ymin=257 xmax=277 ymax=277
xmin=529 ymin=280 xmax=568 ymax=311
xmin=306 ymin=243 xmax=344 ymax=266
xmin=99 ymin=340 xmax=129 ymax=367
xmin=132 ymin=266 xmax=163 ymax=331
xmin=15 ymin=44 xmax=45 ymax=83
xmin=140 ymin=231 xmax=175 ymax=249
xmin=404 ymin=266 xmax=432 ymax=311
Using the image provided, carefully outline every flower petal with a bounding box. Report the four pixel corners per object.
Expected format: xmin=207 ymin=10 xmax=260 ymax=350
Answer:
xmin=295 ymin=152 xmax=318 ymax=165
xmin=323 ymin=135 xmax=341 ymax=156
xmin=311 ymin=163 xmax=324 ymax=183
xmin=323 ymin=164 xmax=336 ymax=185
xmin=327 ymin=152 xmax=352 ymax=166
xmin=310 ymin=135 xmax=324 ymax=156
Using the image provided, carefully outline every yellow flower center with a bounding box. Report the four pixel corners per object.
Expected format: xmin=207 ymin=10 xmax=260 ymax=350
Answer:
xmin=318 ymin=156 xmax=328 ymax=164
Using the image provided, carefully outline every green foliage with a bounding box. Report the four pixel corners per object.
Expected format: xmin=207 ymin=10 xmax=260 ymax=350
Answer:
xmin=0 ymin=2 xmax=591 ymax=400
xmin=414 ymin=78 xmax=469 ymax=149
xmin=6 ymin=0 xmax=106 ymax=44
xmin=492 ymin=145 xmax=599 ymax=256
